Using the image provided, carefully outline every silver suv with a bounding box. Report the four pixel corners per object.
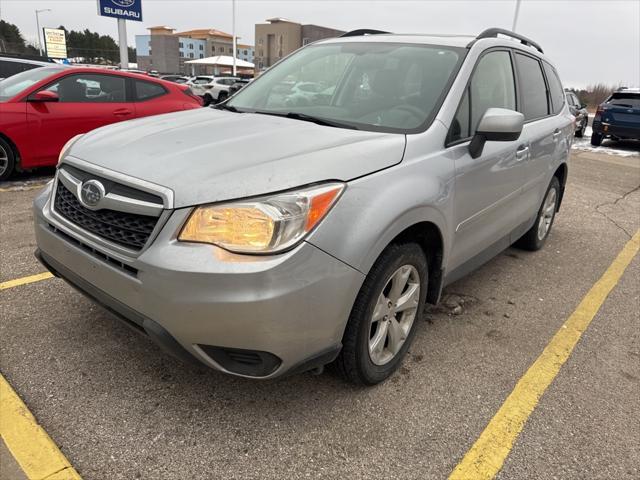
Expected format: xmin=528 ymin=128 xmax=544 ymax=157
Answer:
xmin=34 ymin=28 xmax=572 ymax=385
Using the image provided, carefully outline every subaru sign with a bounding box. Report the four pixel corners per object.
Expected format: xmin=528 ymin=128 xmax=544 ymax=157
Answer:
xmin=97 ymin=0 xmax=142 ymax=22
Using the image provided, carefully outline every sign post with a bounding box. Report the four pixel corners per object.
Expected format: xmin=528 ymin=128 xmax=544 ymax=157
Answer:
xmin=97 ymin=0 xmax=142 ymax=69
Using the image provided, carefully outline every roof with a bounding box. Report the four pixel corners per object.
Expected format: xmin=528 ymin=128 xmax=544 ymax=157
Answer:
xmin=316 ymin=31 xmax=549 ymax=58
xmin=147 ymin=26 xmax=174 ymax=31
xmin=175 ymin=28 xmax=233 ymax=39
xmin=184 ymin=55 xmax=254 ymax=68
xmin=265 ymin=17 xmax=299 ymax=24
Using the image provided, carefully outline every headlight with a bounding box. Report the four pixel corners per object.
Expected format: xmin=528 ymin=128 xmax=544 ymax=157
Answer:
xmin=58 ymin=134 xmax=84 ymax=165
xmin=178 ymin=182 xmax=345 ymax=254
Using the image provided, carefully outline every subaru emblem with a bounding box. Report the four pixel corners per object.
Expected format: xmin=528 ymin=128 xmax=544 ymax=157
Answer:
xmin=80 ymin=180 xmax=105 ymax=208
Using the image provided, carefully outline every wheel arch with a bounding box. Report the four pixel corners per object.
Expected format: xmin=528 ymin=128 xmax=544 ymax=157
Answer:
xmin=379 ymin=220 xmax=445 ymax=305
xmin=553 ymin=162 xmax=568 ymax=211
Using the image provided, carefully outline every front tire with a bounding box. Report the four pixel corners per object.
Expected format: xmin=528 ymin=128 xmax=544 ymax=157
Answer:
xmin=575 ymin=118 xmax=586 ymax=138
xmin=0 ymin=137 xmax=16 ymax=181
xmin=515 ymin=176 xmax=560 ymax=251
xmin=334 ymin=243 xmax=428 ymax=385
xmin=217 ymin=91 xmax=228 ymax=104
xmin=202 ymin=95 xmax=212 ymax=106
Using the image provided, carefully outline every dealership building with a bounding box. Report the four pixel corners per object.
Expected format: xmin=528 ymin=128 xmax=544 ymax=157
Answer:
xmin=254 ymin=18 xmax=344 ymax=70
xmin=136 ymin=26 xmax=254 ymax=74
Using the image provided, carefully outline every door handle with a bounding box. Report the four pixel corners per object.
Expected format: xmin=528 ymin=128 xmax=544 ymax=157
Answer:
xmin=552 ymin=129 xmax=562 ymax=140
xmin=113 ymin=108 xmax=133 ymax=116
xmin=516 ymin=145 xmax=529 ymax=161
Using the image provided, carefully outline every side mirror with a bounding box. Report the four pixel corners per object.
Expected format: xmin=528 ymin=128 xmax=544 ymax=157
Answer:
xmin=29 ymin=90 xmax=59 ymax=102
xmin=469 ymin=108 xmax=524 ymax=159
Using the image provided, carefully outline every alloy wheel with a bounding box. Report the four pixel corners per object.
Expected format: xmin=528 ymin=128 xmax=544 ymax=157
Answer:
xmin=537 ymin=187 xmax=557 ymax=241
xmin=368 ymin=265 xmax=421 ymax=366
xmin=0 ymin=144 xmax=8 ymax=177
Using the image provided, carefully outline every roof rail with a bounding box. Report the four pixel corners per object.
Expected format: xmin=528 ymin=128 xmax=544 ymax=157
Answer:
xmin=475 ymin=27 xmax=543 ymax=54
xmin=340 ymin=29 xmax=390 ymax=38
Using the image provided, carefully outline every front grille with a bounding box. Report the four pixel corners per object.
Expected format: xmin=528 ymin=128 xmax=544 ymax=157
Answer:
xmin=54 ymin=182 xmax=158 ymax=251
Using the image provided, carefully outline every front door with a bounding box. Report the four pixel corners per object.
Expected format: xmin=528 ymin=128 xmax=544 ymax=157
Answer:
xmin=26 ymin=72 xmax=134 ymax=165
xmin=447 ymin=50 xmax=531 ymax=271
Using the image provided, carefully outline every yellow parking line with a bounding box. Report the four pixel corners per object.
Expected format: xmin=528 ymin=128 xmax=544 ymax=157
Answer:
xmin=0 ymin=273 xmax=53 ymax=291
xmin=449 ymin=229 xmax=640 ymax=480
xmin=0 ymin=375 xmax=82 ymax=480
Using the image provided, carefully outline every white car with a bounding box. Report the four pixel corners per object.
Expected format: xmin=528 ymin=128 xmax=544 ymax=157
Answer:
xmin=189 ymin=76 xmax=240 ymax=105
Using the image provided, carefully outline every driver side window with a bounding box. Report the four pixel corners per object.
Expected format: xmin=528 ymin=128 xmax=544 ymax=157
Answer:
xmin=449 ymin=50 xmax=516 ymax=144
xmin=44 ymin=74 xmax=126 ymax=103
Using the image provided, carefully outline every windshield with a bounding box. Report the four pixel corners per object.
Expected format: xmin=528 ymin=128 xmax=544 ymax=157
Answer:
xmin=0 ymin=66 xmax=65 ymax=102
xmin=228 ymin=42 xmax=464 ymax=133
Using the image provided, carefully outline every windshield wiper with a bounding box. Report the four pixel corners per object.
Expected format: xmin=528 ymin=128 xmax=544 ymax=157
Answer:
xmin=253 ymin=110 xmax=359 ymax=130
xmin=212 ymin=103 xmax=240 ymax=112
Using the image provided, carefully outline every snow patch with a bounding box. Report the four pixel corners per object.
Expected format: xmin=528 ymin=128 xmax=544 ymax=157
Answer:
xmin=571 ymin=126 xmax=640 ymax=157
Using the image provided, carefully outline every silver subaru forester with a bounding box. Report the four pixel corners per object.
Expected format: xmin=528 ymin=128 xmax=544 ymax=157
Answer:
xmin=34 ymin=28 xmax=572 ymax=384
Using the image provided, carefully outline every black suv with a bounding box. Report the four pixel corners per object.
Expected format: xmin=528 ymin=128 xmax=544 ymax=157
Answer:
xmin=591 ymin=87 xmax=640 ymax=146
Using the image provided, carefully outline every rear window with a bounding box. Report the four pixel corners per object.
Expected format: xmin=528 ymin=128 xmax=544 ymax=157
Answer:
xmin=607 ymin=93 xmax=640 ymax=108
xmin=515 ymin=53 xmax=549 ymax=120
xmin=0 ymin=59 xmax=40 ymax=78
xmin=135 ymin=80 xmax=166 ymax=100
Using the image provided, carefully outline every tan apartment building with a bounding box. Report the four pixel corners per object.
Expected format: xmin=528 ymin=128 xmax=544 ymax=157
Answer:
xmin=136 ymin=26 xmax=254 ymax=74
xmin=254 ymin=18 xmax=344 ymax=70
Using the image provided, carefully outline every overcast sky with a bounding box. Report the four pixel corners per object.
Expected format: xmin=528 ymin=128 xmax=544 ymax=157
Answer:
xmin=2 ymin=0 xmax=639 ymax=88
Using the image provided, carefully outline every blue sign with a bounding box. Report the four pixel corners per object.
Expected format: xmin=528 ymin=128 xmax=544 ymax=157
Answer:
xmin=97 ymin=0 xmax=142 ymax=22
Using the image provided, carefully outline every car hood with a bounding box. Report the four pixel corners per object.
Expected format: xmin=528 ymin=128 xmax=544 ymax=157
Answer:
xmin=67 ymin=108 xmax=406 ymax=207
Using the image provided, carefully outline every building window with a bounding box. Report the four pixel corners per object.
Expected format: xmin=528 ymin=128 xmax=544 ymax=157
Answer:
xmin=189 ymin=44 xmax=194 ymax=49
xmin=189 ymin=52 xmax=194 ymax=59
xmin=199 ymin=54 xmax=204 ymax=58
xmin=243 ymin=50 xmax=248 ymax=55
xmin=258 ymin=38 xmax=263 ymax=45
xmin=179 ymin=42 xmax=183 ymax=48
xmin=303 ymin=37 xmax=311 ymax=45
xmin=199 ymin=44 xmax=203 ymax=50
xmin=228 ymin=48 xmax=233 ymax=53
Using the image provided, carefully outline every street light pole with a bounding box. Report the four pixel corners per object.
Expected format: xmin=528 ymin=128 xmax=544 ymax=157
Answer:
xmin=512 ymin=0 xmax=522 ymax=32
xmin=35 ymin=8 xmax=52 ymax=56
xmin=232 ymin=0 xmax=237 ymax=76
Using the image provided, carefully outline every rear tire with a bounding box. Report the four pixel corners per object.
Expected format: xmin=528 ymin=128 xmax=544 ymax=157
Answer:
xmin=202 ymin=95 xmax=212 ymax=106
xmin=334 ymin=242 xmax=428 ymax=385
xmin=515 ymin=176 xmax=560 ymax=251
xmin=575 ymin=118 xmax=586 ymax=138
xmin=590 ymin=131 xmax=603 ymax=146
xmin=0 ymin=138 xmax=16 ymax=181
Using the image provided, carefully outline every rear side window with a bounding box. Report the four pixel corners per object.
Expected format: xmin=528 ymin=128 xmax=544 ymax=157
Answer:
xmin=515 ymin=53 xmax=549 ymax=120
xmin=135 ymin=80 xmax=166 ymax=101
xmin=449 ymin=50 xmax=516 ymax=143
xmin=543 ymin=62 xmax=564 ymax=114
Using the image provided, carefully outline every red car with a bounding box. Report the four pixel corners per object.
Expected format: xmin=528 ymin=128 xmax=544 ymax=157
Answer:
xmin=0 ymin=66 xmax=202 ymax=180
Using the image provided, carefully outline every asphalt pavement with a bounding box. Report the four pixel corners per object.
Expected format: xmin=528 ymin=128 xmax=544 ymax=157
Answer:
xmin=1 ymin=143 xmax=638 ymax=480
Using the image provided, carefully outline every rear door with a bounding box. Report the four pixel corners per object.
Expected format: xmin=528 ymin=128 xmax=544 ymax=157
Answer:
xmin=448 ymin=49 xmax=531 ymax=270
xmin=26 ymin=72 xmax=135 ymax=165
xmin=513 ymin=53 xmax=567 ymax=221
xmin=131 ymin=78 xmax=173 ymax=118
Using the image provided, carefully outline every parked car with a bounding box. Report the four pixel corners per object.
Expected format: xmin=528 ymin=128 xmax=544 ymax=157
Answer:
xmin=34 ymin=28 xmax=571 ymax=385
xmin=0 ymin=66 xmax=202 ymax=179
xmin=228 ymin=78 xmax=251 ymax=96
xmin=565 ymin=90 xmax=588 ymax=137
xmin=591 ymin=87 xmax=640 ymax=146
xmin=200 ymin=77 xmax=240 ymax=106
xmin=160 ymin=75 xmax=191 ymax=84
xmin=0 ymin=55 xmax=59 ymax=79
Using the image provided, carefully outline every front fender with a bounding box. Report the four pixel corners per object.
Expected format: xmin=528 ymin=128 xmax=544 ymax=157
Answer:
xmin=306 ymin=161 xmax=454 ymax=275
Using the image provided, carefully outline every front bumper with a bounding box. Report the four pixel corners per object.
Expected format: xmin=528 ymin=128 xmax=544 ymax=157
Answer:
xmin=33 ymin=184 xmax=364 ymax=379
